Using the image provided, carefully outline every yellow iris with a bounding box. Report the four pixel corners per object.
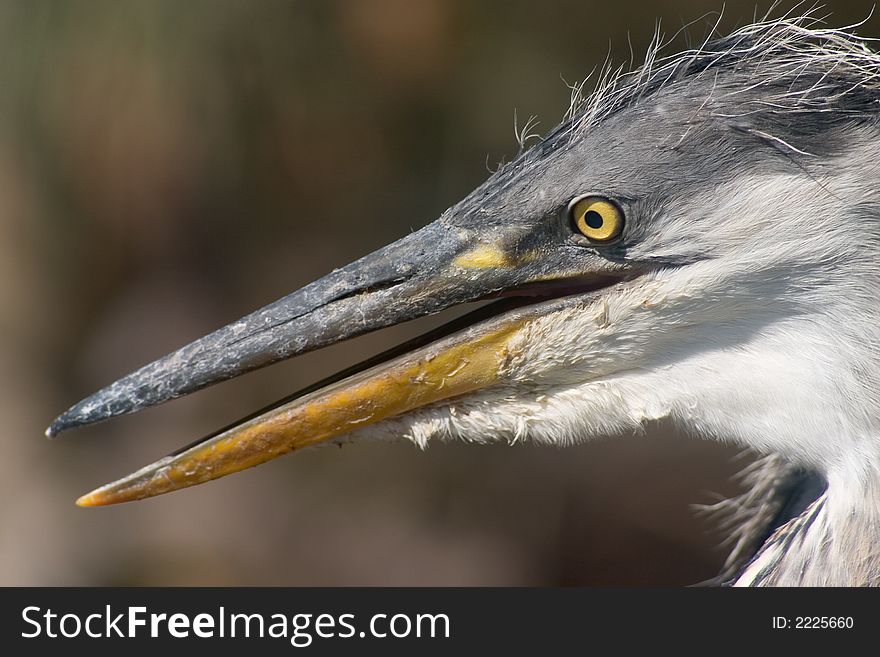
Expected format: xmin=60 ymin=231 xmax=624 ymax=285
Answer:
xmin=571 ymin=196 xmax=624 ymax=242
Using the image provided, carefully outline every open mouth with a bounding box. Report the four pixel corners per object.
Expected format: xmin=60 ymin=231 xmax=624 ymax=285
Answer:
xmin=47 ymin=214 xmax=640 ymax=507
xmin=67 ymin=271 xmax=630 ymax=507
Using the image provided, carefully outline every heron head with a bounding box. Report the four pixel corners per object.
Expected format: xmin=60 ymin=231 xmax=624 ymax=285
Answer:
xmin=50 ymin=16 xmax=880 ymax=505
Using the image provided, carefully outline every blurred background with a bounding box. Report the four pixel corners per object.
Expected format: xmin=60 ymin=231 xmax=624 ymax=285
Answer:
xmin=1 ymin=0 xmax=876 ymax=586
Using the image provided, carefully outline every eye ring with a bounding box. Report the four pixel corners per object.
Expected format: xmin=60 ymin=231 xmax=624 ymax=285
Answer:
xmin=569 ymin=195 xmax=625 ymax=243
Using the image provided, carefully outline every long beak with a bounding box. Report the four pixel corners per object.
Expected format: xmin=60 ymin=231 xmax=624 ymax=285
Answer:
xmin=48 ymin=222 xmax=536 ymax=437
xmin=75 ymin=302 xmax=532 ymax=506
xmin=51 ymin=217 xmax=620 ymax=505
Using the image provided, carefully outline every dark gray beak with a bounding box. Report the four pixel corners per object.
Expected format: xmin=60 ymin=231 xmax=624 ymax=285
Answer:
xmin=48 ymin=221 xmax=542 ymax=438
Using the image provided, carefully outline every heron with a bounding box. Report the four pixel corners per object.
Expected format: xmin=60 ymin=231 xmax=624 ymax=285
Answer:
xmin=46 ymin=13 xmax=880 ymax=586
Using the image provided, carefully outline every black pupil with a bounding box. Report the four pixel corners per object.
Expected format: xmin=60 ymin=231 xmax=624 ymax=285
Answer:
xmin=584 ymin=210 xmax=604 ymax=229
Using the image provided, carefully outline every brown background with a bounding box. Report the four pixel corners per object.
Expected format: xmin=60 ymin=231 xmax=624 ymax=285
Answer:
xmin=1 ymin=0 xmax=876 ymax=585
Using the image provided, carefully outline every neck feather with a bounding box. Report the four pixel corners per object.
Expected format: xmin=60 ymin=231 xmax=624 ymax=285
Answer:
xmin=728 ymin=459 xmax=880 ymax=586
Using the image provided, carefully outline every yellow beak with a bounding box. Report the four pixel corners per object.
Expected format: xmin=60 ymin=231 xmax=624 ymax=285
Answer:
xmin=77 ymin=316 xmax=525 ymax=506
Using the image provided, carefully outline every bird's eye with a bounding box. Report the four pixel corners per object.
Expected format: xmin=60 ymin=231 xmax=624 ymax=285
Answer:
xmin=570 ymin=196 xmax=624 ymax=243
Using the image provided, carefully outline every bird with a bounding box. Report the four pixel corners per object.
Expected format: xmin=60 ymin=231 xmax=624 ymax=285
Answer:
xmin=46 ymin=11 xmax=880 ymax=586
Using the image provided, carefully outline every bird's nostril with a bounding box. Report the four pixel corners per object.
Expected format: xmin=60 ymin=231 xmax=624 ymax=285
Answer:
xmin=331 ymin=275 xmax=412 ymax=303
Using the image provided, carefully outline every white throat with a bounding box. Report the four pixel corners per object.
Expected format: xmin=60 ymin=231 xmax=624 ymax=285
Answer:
xmin=352 ymin=138 xmax=880 ymax=585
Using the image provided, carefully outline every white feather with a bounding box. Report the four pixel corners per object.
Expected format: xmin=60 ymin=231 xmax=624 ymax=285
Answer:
xmin=349 ymin=135 xmax=880 ymax=585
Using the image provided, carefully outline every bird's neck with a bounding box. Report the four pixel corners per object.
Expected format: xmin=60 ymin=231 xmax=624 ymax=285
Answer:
xmin=733 ymin=462 xmax=880 ymax=586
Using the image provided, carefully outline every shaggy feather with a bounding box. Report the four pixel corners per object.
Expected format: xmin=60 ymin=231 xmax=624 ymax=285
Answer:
xmin=346 ymin=11 xmax=880 ymax=585
xmin=562 ymin=7 xmax=880 ymax=139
